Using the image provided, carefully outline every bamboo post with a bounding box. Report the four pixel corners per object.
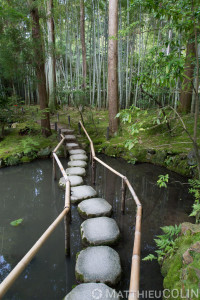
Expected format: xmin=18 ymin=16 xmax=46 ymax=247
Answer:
xmin=64 ymin=180 xmax=70 ymax=256
xmin=78 ymin=122 xmax=81 ymax=134
xmin=121 ymin=178 xmax=127 ymax=214
xmin=58 ymin=129 xmax=61 ymax=141
xmin=68 ymin=115 xmax=70 ymax=127
xmin=53 ymin=157 xmax=56 ymax=180
xmin=91 ymin=157 xmax=96 ymax=185
xmin=54 ymin=122 xmax=57 ymax=132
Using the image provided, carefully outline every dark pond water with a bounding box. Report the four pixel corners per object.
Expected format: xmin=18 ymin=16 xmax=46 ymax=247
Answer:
xmin=0 ymin=156 xmax=193 ymax=299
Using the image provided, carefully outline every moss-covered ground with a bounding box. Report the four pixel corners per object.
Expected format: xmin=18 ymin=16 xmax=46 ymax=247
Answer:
xmin=1 ymin=105 xmax=199 ymax=176
xmin=161 ymin=223 xmax=200 ymax=300
xmin=52 ymin=106 xmax=200 ymax=177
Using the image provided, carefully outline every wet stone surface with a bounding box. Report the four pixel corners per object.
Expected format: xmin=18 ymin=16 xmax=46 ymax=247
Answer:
xmin=75 ymin=246 xmax=121 ymax=285
xmin=69 ymin=149 xmax=86 ymax=155
xmin=81 ymin=217 xmax=120 ymax=246
xmin=70 ymin=154 xmax=88 ymax=161
xmin=71 ymin=186 xmax=97 ymax=204
xmin=78 ymin=198 xmax=112 ymax=219
xmin=64 ymin=283 xmax=120 ymax=300
xmin=66 ymin=167 xmax=86 ymax=177
xmin=68 ymin=160 xmax=87 ymax=168
xmin=58 ymin=176 xmax=83 ymax=188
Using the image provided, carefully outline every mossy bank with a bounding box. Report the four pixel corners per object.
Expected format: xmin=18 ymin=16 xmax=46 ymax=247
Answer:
xmin=161 ymin=222 xmax=200 ymax=300
xmin=0 ymin=121 xmax=64 ymax=168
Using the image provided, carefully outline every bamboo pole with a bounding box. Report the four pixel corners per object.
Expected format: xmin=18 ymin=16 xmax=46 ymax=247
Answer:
xmin=65 ymin=180 xmax=71 ymax=256
xmin=94 ymin=157 xmax=125 ymax=179
xmin=79 ymin=121 xmax=95 ymax=157
xmin=121 ymin=178 xmax=126 ymax=213
xmin=53 ymin=153 xmax=68 ymax=181
xmin=53 ymin=137 xmax=65 ymax=153
xmin=128 ymin=205 xmax=142 ymax=300
xmin=0 ymin=206 xmax=70 ymax=299
xmin=53 ymin=156 xmax=56 ymax=180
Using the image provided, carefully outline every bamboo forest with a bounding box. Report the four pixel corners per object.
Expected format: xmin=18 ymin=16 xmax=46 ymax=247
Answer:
xmin=0 ymin=0 xmax=200 ymax=299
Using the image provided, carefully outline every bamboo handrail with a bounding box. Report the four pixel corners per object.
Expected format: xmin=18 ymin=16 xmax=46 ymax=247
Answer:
xmin=0 ymin=206 xmax=70 ymax=299
xmin=79 ymin=121 xmax=142 ymax=300
xmin=0 ymin=134 xmax=71 ymax=299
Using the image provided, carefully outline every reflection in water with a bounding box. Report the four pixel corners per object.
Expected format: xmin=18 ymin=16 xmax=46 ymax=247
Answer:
xmin=0 ymin=255 xmax=11 ymax=280
xmin=0 ymin=157 xmax=193 ymax=300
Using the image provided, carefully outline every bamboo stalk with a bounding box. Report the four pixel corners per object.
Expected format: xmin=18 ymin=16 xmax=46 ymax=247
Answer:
xmin=53 ymin=153 xmax=68 ymax=181
xmin=53 ymin=137 xmax=65 ymax=153
xmin=121 ymin=179 xmax=126 ymax=213
xmin=64 ymin=180 xmax=70 ymax=256
xmin=53 ymin=156 xmax=56 ymax=180
xmin=79 ymin=121 xmax=95 ymax=157
xmin=0 ymin=206 xmax=70 ymax=299
xmin=94 ymin=157 xmax=125 ymax=179
xmin=128 ymin=205 xmax=142 ymax=300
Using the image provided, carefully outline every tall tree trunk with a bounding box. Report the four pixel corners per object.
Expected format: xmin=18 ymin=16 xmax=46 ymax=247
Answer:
xmin=80 ymin=0 xmax=87 ymax=89
xmin=108 ymin=0 xmax=119 ymax=134
xmin=47 ymin=0 xmax=56 ymax=112
xmin=179 ymin=39 xmax=195 ymax=113
xmin=30 ymin=1 xmax=51 ymax=137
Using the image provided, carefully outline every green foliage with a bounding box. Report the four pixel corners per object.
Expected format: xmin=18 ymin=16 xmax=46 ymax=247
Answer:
xmin=143 ymin=224 xmax=181 ymax=264
xmin=10 ymin=218 xmax=23 ymax=226
xmin=189 ymin=179 xmax=200 ymax=224
xmin=21 ymin=137 xmax=40 ymax=157
xmin=157 ymin=174 xmax=169 ymax=188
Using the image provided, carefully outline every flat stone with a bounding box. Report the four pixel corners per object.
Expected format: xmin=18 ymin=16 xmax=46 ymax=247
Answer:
xmin=78 ymin=198 xmax=112 ymax=219
xmin=181 ymin=222 xmax=200 ymax=235
xmin=69 ymin=149 xmax=86 ymax=155
xmin=64 ymin=283 xmax=119 ymax=300
xmin=66 ymin=167 xmax=86 ymax=176
xmin=71 ymin=186 xmax=97 ymax=204
xmin=61 ymin=129 xmax=74 ymax=134
xmin=70 ymin=154 xmax=88 ymax=161
xmin=66 ymin=143 xmax=79 ymax=149
xmin=59 ymin=176 xmax=83 ymax=189
xmin=65 ymin=135 xmax=76 ymax=140
xmin=68 ymin=160 xmax=87 ymax=168
xmin=81 ymin=217 xmax=120 ymax=246
xmin=75 ymin=246 xmax=121 ymax=285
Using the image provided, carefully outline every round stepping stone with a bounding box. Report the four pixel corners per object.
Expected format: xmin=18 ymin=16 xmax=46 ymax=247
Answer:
xmin=78 ymin=198 xmax=112 ymax=219
xmin=69 ymin=149 xmax=86 ymax=155
xmin=70 ymin=154 xmax=88 ymax=161
xmin=65 ymin=135 xmax=76 ymax=140
xmin=59 ymin=176 xmax=83 ymax=189
xmin=66 ymin=167 xmax=86 ymax=176
xmin=81 ymin=217 xmax=120 ymax=246
xmin=71 ymin=185 xmax=97 ymax=204
xmin=68 ymin=160 xmax=87 ymax=168
xmin=75 ymin=246 xmax=121 ymax=285
xmin=64 ymin=283 xmax=119 ymax=300
xmin=66 ymin=143 xmax=79 ymax=149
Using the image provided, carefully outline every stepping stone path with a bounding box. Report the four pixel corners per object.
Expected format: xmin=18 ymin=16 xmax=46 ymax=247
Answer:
xmin=76 ymin=246 xmax=121 ymax=285
xmin=71 ymin=185 xmax=97 ymax=204
xmin=78 ymin=198 xmax=112 ymax=219
xmin=66 ymin=167 xmax=86 ymax=177
xmin=81 ymin=217 xmax=120 ymax=246
xmin=55 ymin=123 xmax=121 ymax=298
xmin=68 ymin=160 xmax=87 ymax=168
xmin=59 ymin=176 xmax=83 ymax=188
xmin=70 ymin=154 xmax=88 ymax=161
xmin=64 ymin=283 xmax=119 ymax=300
